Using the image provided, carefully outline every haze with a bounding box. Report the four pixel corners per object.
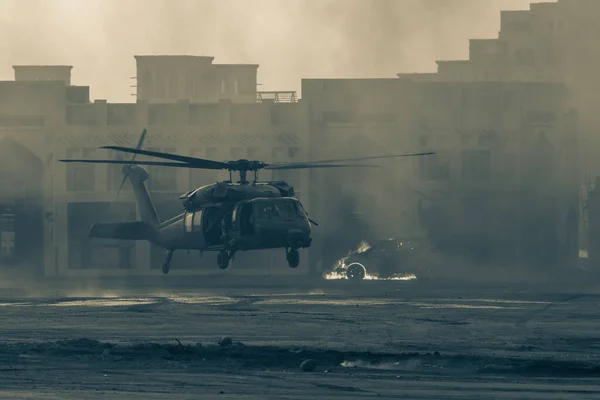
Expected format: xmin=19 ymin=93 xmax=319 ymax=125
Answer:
xmin=0 ymin=0 xmax=552 ymax=102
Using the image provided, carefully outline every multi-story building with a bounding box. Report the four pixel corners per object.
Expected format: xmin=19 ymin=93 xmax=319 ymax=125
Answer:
xmin=0 ymin=56 xmax=309 ymax=278
xmin=398 ymin=0 xmax=600 ymax=253
xmin=303 ymin=77 xmax=578 ymax=272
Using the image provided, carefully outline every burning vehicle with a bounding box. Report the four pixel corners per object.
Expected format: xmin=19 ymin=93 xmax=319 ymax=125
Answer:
xmin=325 ymin=238 xmax=438 ymax=281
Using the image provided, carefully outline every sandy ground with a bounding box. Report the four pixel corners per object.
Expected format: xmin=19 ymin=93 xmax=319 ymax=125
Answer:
xmin=0 ymin=274 xmax=599 ymax=399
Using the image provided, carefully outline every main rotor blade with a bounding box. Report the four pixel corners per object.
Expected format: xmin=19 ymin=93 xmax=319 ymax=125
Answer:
xmin=133 ymin=129 xmax=147 ymax=154
xmin=270 ymin=152 xmax=436 ymax=167
xmin=101 ymin=146 xmax=229 ymax=170
xmin=59 ymin=159 xmax=194 ymax=168
xmin=265 ymin=163 xmax=381 ymax=170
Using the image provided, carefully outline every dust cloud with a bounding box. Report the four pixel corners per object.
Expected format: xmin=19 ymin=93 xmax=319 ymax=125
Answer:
xmin=0 ymin=0 xmax=549 ymax=102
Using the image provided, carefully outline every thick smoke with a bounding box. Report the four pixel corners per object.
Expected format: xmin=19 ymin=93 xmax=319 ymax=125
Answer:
xmin=0 ymin=0 xmax=549 ymax=102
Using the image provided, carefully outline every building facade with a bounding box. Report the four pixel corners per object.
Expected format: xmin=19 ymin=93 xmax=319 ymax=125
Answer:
xmin=398 ymin=0 xmax=600 ymax=253
xmin=0 ymin=56 xmax=309 ymax=278
xmin=302 ymin=77 xmax=579 ymax=272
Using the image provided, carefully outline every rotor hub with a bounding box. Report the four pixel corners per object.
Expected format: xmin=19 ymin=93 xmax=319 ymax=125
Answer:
xmin=225 ymin=159 xmax=266 ymax=172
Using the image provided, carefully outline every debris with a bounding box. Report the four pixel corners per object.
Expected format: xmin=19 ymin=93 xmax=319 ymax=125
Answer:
xmin=218 ymin=337 xmax=233 ymax=348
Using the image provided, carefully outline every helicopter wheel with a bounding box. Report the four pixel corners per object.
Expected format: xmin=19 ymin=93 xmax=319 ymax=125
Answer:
xmin=162 ymin=250 xmax=174 ymax=275
xmin=217 ymin=250 xmax=230 ymax=270
xmin=286 ymin=249 xmax=300 ymax=268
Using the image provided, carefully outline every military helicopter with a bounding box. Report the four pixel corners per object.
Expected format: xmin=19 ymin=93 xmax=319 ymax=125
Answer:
xmin=59 ymin=129 xmax=434 ymax=274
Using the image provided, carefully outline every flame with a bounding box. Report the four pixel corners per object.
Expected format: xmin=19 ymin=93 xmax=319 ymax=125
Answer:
xmin=323 ymin=270 xmax=417 ymax=281
xmin=356 ymin=240 xmax=372 ymax=254
xmin=322 ymin=240 xmax=418 ymax=281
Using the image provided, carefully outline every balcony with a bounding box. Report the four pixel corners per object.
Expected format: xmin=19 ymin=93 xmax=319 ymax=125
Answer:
xmin=257 ymin=91 xmax=297 ymax=103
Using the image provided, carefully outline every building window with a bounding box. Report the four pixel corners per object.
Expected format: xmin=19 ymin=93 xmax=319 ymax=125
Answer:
xmin=272 ymin=147 xmax=286 ymax=161
xmin=189 ymin=148 xmax=209 ymax=187
xmin=66 ymin=147 xmax=95 ymax=192
xmin=68 ymin=202 xmax=135 ymax=269
xmin=148 ymin=106 xmax=164 ymax=125
xmin=322 ymin=111 xmax=348 ymax=123
xmin=140 ymin=70 xmax=153 ymax=99
xmin=462 ymin=150 xmax=491 ymax=180
xmin=419 ymin=153 xmax=450 ymax=181
xmin=515 ymin=48 xmax=535 ymax=66
xmin=155 ymin=75 xmax=166 ymax=99
xmin=230 ymin=147 xmax=244 ymax=159
xmin=189 ymin=147 xmax=220 ymax=185
xmin=147 ymin=147 xmax=177 ymax=191
xmin=288 ymin=147 xmax=300 ymax=158
xmin=247 ymin=147 xmax=259 ymax=159
xmin=168 ymin=73 xmax=178 ymax=101
xmin=221 ymin=80 xmax=226 ymax=94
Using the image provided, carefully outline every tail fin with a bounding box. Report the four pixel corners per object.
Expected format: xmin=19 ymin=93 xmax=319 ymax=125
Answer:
xmin=124 ymin=165 xmax=160 ymax=227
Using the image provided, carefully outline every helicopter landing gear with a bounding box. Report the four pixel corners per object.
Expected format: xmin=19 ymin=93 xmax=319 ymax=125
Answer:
xmin=217 ymin=250 xmax=230 ymax=270
xmin=286 ymin=248 xmax=300 ymax=268
xmin=162 ymin=250 xmax=174 ymax=275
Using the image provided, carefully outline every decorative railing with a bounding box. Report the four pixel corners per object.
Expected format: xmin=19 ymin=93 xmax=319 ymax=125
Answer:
xmin=256 ymin=91 xmax=297 ymax=103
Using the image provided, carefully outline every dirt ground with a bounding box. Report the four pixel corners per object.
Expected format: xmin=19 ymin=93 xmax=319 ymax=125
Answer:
xmin=0 ymin=273 xmax=600 ymax=399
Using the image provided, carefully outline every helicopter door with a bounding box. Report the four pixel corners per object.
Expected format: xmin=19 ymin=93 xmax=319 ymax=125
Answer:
xmin=203 ymin=207 xmax=224 ymax=245
xmin=239 ymin=203 xmax=254 ymax=236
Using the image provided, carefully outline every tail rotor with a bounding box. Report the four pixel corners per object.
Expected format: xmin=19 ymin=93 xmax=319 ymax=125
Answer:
xmin=114 ymin=128 xmax=147 ymax=199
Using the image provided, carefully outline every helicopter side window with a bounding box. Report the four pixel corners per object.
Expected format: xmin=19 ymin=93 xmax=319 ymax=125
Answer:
xmin=203 ymin=207 xmax=224 ymax=245
xmin=192 ymin=210 xmax=203 ymax=232
xmin=255 ymin=202 xmax=279 ymax=220
xmin=184 ymin=212 xmax=193 ymax=233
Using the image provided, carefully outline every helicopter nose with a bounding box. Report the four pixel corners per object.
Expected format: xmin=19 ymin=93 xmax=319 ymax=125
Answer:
xmin=286 ymin=228 xmax=311 ymax=249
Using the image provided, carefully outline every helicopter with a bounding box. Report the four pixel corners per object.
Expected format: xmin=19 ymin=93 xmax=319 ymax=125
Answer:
xmin=59 ymin=129 xmax=435 ymax=274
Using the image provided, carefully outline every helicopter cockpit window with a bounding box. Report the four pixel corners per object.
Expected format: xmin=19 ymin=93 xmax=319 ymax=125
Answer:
xmin=255 ymin=203 xmax=279 ymax=219
xmin=275 ymin=200 xmax=304 ymax=219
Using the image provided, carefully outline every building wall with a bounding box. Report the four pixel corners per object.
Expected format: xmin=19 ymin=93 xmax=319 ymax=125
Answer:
xmin=393 ymin=0 xmax=599 ymax=260
xmin=303 ymin=77 xmax=578 ymax=272
xmin=412 ymin=81 xmax=578 ymax=268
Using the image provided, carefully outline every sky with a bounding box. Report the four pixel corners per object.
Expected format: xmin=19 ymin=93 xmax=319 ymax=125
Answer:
xmin=0 ymin=0 xmax=553 ymax=102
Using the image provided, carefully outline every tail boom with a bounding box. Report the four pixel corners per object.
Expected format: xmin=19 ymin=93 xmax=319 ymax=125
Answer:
xmin=89 ymin=221 xmax=158 ymax=242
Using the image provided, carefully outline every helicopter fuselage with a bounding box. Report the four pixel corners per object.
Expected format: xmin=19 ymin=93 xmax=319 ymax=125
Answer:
xmin=178 ymin=180 xmax=295 ymax=211
xmin=156 ymin=195 xmax=312 ymax=253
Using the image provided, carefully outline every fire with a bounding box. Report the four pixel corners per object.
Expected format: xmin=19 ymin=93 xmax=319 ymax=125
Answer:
xmin=322 ymin=240 xmax=418 ymax=281
xmin=323 ymin=270 xmax=417 ymax=281
xmin=356 ymin=240 xmax=372 ymax=254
